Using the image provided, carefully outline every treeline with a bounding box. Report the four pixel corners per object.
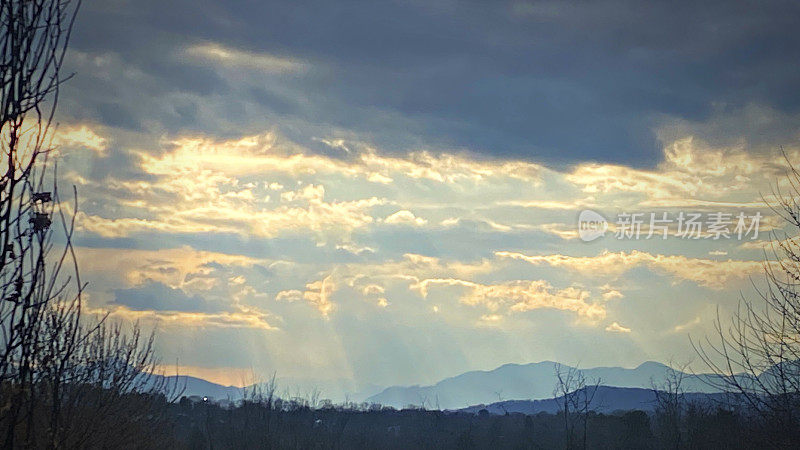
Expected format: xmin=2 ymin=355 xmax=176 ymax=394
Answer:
xmin=2 ymin=386 xmax=784 ymax=449
xmin=169 ymin=399 xmax=742 ymax=449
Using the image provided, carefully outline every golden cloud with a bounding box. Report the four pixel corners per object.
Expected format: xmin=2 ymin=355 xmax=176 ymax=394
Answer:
xmin=496 ymin=250 xmax=765 ymax=289
xmin=412 ymin=278 xmax=606 ymax=322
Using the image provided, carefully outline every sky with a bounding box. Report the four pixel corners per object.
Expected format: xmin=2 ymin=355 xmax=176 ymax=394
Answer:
xmin=46 ymin=0 xmax=800 ymax=397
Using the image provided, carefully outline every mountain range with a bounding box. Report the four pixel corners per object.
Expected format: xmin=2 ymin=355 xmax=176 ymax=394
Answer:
xmin=459 ymin=386 xmax=731 ymax=415
xmin=150 ymin=374 xmax=384 ymax=403
xmin=164 ymin=361 xmax=726 ymax=410
xmin=365 ymin=361 xmax=723 ymax=409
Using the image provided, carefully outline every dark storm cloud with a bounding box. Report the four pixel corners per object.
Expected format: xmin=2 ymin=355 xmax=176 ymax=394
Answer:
xmin=63 ymin=0 xmax=800 ymax=166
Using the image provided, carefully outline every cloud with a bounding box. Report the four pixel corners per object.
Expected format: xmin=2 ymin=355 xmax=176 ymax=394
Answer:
xmin=113 ymin=282 xmax=219 ymax=312
xmin=77 ymin=176 xmax=383 ymax=240
xmin=75 ymin=246 xmax=263 ymax=289
xmin=45 ymin=0 xmax=800 ymax=388
xmin=277 ymin=275 xmax=335 ymax=316
xmin=672 ymin=317 xmax=702 ymax=333
xmin=184 ymin=42 xmax=307 ymax=73
xmin=101 ymin=306 xmax=276 ymax=330
xmin=65 ymin=0 xmax=800 ymax=168
xmin=496 ymin=250 xmax=765 ymax=289
xmin=73 ymin=132 xmax=549 ymax=243
xmin=564 ymin=136 xmax=785 ymax=208
xmin=140 ymin=133 xmax=542 ymax=185
xmin=413 ymin=278 xmax=606 ymax=322
xmin=275 ymin=290 xmax=303 ymax=302
xmin=605 ymin=322 xmax=631 ymax=333
xmin=384 ymin=210 xmax=427 ymax=226
xmin=303 ymin=276 xmax=335 ymax=316
xmin=533 ymin=223 xmax=581 ymax=240
xmin=498 ymin=198 xmax=595 ymax=210
xmin=602 ymin=289 xmax=624 ymax=301
xmin=65 ymin=125 xmax=781 ymax=264
xmin=53 ymin=124 xmax=108 ymax=154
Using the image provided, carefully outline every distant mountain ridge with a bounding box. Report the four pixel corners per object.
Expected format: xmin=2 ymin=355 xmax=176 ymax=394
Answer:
xmin=459 ymin=386 xmax=731 ymax=415
xmin=148 ymin=374 xmax=245 ymax=400
xmin=148 ymin=374 xmax=384 ymax=403
xmin=367 ymin=361 xmax=724 ymax=410
xmin=149 ymin=361 xmax=729 ymax=410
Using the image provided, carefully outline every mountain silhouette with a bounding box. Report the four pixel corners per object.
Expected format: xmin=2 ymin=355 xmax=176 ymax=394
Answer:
xmin=148 ymin=374 xmax=384 ymax=403
xmin=367 ymin=361 xmax=724 ymax=409
xmin=459 ymin=385 xmax=731 ymax=415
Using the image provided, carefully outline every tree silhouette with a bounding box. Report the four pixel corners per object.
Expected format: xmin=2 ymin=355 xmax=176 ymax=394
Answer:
xmin=553 ymin=363 xmax=601 ymax=450
xmin=694 ymin=154 xmax=800 ymax=448
xmin=0 ymin=1 xmax=180 ymax=446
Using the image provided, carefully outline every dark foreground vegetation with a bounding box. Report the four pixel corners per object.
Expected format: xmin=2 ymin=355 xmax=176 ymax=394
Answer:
xmin=185 ymin=400 xmax=797 ymax=449
xmin=167 ymin=395 xmax=800 ymax=449
xmin=1 ymin=385 xmax=795 ymax=449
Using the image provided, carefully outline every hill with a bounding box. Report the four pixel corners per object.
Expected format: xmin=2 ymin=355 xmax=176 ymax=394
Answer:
xmin=367 ymin=361 xmax=723 ymax=409
xmin=459 ymin=385 xmax=731 ymax=415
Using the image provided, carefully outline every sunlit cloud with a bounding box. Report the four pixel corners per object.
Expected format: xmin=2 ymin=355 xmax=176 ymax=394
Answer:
xmin=496 ymin=250 xmax=766 ymax=289
xmin=97 ymin=305 xmax=276 ymax=330
xmin=672 ymin=316 xmax=702 ymax=333
xmin=277 ymin=275 xmax=336 ymax=317
xmin=498 ymin=198 xmax=596 ymax=210
xmin=412 ymin=278 xmax=606 ymax=322
xmin=76 ymin=246 xmax=263 ymax=288
xmin=50 ymin=122 xmax=796 ymax=386
xmin=384 ymin=210 xmax=427 ymax=226
xmin=565 ymin=137 xmax=784 ymax=208
xmin=605 ymin=322 xmax=632 ymax=333
xmin=53 ymin=124 xmax=108 ymax=154
xmin=185 ymin=42 xmax=307 ymax=73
